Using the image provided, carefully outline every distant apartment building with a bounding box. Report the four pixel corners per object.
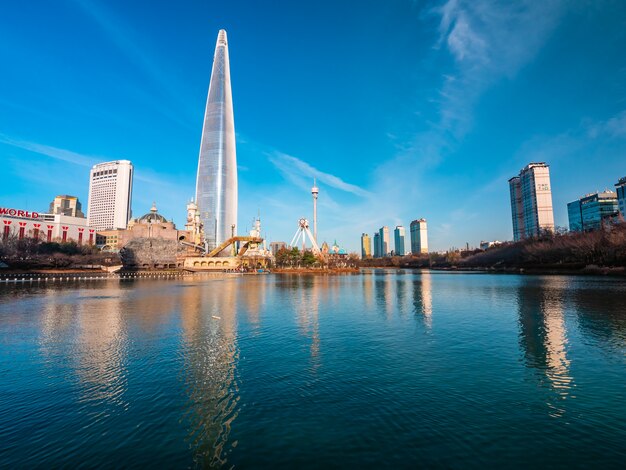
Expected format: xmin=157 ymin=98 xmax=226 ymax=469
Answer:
xmin=379 ymin=226 xmax=390 ymax=257
xmin=49 ymin=195 xmax=85 ymax=218
xmin=616 ymin=176 xmax=626 ymax=217
xmin=568 ymin=191 xmax=619 ymax=232
xmin=360 ymin=233 xmax=372 ymax=259
xmin=410 ymin=219 xmax=428 ymax=254
xmin=270 ymin=241 xmax=287 ymax=256
xmin=87 ymin=160 xmax=133 ymax=231
xmin=373 ymin=232 xmax=381 ymax=258
xmin=508 ymin=162 xmax=554 ymax=241
xmin=394 ymin=226 xmax=405 ymax=256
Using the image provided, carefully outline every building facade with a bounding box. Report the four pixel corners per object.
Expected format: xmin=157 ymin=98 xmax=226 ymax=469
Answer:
xmin=373 ymin=232 xmax=380 ymax=258
xmin=616 ymin=176 xmax=626 ymax=217
xmin=195 ymin=29 xmax=238 ymax=252
xmin=410 ymin=219 xmax=428 ymax=254
xmin=49 ymin=195 xmax=85 ymax=218
xmin=394 ymin=226 xmax=405 ymax=256
xmin=379 ymin=226 xmax=390 ymax=257
xmin=96 ymin=203 xmax=190 ymax=251
xmin=509 ymin=162 xmax=554 ymax=240
xmin=87 ymin=160 xmax=133 ymax=231
xmin=1 ymin=205 xmax=92 ymax=244
xmin=360 ymin=233 xmax=371 ymax=259
xmin=568 ymin=191 xmax=619 ymax=232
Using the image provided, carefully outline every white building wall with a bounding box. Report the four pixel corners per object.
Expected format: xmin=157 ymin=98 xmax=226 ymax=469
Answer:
xmin=87 ymin=160 xmax=133 ymax=231
xmin=1 ymin=208 xmax=92 ymax=244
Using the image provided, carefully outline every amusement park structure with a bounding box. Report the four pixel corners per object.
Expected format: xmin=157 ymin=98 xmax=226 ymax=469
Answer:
xmin=289 ymin=218 xmax=321 ymax=255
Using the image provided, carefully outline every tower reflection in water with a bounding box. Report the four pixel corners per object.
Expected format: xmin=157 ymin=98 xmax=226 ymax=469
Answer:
xmin=179 ymin=277 xmax=240 ymax=468
xmin=294 ymin=276 xmax=321 ymax=366
xmin=517 ymin=277 xmax=572 ymax=416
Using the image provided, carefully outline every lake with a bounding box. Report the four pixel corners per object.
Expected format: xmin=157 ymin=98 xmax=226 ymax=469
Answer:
xmin=1 ymin=270 xmax=625 ymax=467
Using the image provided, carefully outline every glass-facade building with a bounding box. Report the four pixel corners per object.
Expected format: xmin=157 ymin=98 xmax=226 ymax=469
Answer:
xmin=373 ymin=232 xmax=380 ymax=258
xmin=568 ymin=191 xmax=618 ymax=232
xmin=509 ymin=163 xmax=554 ymax=241
xmin=361 ymin=233 xmax=372 ymax=259
xmin=616 ymin=177 xmax=626 ymax=217
xmin=195 ymin=30 xmax=238 ymax=251
xmin=379 ymin=226 xmax=390 ymax=257
xmin=394 ymin=226 xmax=405 ymax=256
xmin=567 ymin=200 xmax=583 ymax=232
xmin=409 ymin=219 xmax=428 ymax=254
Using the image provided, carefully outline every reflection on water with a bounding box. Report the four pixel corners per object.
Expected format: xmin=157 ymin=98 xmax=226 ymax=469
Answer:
xmin=180 ymin=278 xmax=240 ymax=468
xmin=517 ymin=278 xmax=573 ymax=416
xmin=412 ymin=271 xmax=433 ymax=328
xmin=1 ymin=273 xmax=626 ymax=467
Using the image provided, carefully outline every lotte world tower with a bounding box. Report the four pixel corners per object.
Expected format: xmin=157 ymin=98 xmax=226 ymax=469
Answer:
xmin=195 ymin=29 xmax=237 ymax=251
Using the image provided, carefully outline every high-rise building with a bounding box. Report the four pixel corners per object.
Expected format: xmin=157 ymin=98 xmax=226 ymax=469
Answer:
xmin=49 ymin=195 xmax=85 ymax=218
xmin=394 ymin=226 xmax=405 ymax=256
xmin=270 ymin=241 xmax=287 ymax=256
xmin=195 ymin=29 xmax=238 ymax=251
xmin=87 ymin=160 xmax=133 ymax=231
xmin=373 ymin=232 xmax=380 ymax=258
xmin=508 ymin=177 xmax=525 ymax=241
xmin=410 ymin=219 xmax=428 ymax=254
xmin=360 ymin=233 xmax=372 ymax=259
xmin=509 ymin=162 xmax=554 ymax=240
xmin=615 ymin=176 xmax=626 ymax=217
xmin=568 ymin=191 xmax=619 ymax=232
xmin=379 ymin=226 xmax=390 ymax=257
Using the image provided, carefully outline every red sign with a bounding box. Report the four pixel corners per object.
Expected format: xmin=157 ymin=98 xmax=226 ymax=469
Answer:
xmin=0 ymin=207 xmax=40 ymax=219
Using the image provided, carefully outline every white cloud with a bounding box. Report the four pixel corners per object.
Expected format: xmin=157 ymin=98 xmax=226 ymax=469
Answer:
xmin=268 ymin=151 xmax=371 ymax=197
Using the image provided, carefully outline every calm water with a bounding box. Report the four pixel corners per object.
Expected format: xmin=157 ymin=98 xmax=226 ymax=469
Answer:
xmin=1 ymin=270 xmax=625 ymax=468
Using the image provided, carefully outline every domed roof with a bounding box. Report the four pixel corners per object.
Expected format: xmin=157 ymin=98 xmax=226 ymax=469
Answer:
xmin=137 ymin=202 xmax=168 ymax=224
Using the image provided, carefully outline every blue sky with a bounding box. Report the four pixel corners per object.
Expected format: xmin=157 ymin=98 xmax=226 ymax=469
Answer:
xmin=1 ymin=0 xmax=625 ymax=252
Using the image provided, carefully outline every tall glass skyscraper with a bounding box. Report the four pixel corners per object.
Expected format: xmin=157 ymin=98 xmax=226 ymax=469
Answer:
xmin=394 ymin=226 xmax=405 ymax=256
xmin=195 ymin=29 xmax=237 ymax=251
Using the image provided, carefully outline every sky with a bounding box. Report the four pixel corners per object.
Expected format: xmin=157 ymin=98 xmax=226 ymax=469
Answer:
xmin=1 ymin=0 xmax=626 ymax=252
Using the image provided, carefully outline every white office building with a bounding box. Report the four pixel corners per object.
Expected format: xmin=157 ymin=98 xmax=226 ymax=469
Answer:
xmin=509 ymin=162 xmax=554 ymax=241
xmin=87 ymin=160 xmax=133 ymax=231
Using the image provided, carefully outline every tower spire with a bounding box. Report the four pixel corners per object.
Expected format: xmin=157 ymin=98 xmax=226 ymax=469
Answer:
xmin=311 ymin=178 xmax=319 ymax=242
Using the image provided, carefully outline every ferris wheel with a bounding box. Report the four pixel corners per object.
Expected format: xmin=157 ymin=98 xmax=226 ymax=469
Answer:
xmin=289 ymin=218 xmax=321 ymax=254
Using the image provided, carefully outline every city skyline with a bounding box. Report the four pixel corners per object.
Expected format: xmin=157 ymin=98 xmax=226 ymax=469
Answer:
xmin=1 ymin=1 xmax=626 ymax=251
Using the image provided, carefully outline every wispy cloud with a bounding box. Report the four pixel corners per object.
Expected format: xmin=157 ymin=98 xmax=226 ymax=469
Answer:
xmin=0 ymin=134 xmax=97 ymax=167
xmin=0 ymin=134 xmax=185 ymax=188
xmin=432 ymin=0 xmax=564 ymax=136
xmin=268 ymin=151 xmax=371 ymax=197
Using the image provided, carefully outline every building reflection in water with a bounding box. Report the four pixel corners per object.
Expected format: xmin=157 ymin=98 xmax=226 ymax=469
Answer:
xmin=362 ymin=272 xmax=374 ymax=310
xmin=290 ymin=276 xmax=321 ymax=368
xmin=40 ymin=285 xmax=129 ymax=408
xmin=412 ymin=271 xmax=433 ymax=329
xmin=179 ymin=277 xmax=240 ymax=468
xmin=373 ymin=270 xmax=395 ymax=319
xmin=517 ymin=277 xmax=572 ymax=416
